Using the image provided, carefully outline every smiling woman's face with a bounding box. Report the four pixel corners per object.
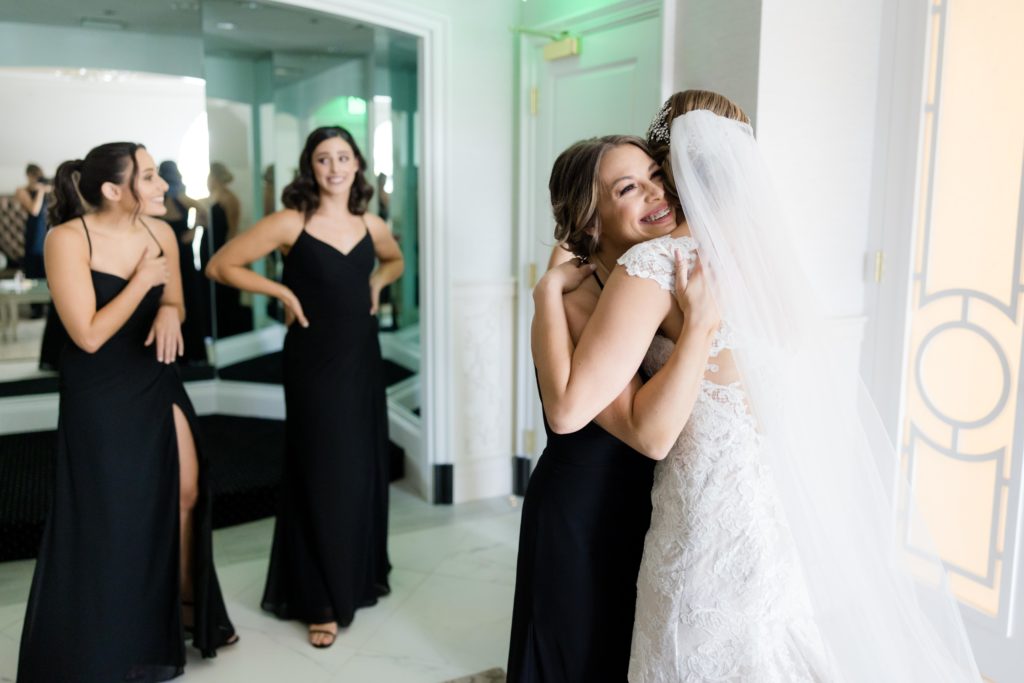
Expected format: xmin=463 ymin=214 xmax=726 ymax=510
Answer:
xmin=311 ymin=136 xmax=359 ymax=196
xmin=593 ymin=143 xmax=676 ymax=259
xmin=130 ymin=148 xmax=169 ymax=217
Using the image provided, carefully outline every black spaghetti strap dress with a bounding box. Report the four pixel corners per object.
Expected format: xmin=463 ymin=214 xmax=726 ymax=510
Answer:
xmin=261 ymin=221 xmax=391 ymax=627
xmin=508 ymin=277 xmax=656 ymax=683
xmin=17 ymin=217 xmax=236 ymax=683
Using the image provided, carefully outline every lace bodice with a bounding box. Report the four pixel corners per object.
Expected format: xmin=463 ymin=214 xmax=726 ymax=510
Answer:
xmin=617 ymin=235 xmax=736 ymax=359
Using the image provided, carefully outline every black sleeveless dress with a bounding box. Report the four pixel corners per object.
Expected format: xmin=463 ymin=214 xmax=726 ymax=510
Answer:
xmin=17 ymin=218 xmax=236 ymax=683
xmin=22 ymin=189 xmax=47 ymax=278
xmin=261 ymin=224 xmax=391 ymax=627
xmin=508 ymin=278 xmax=656 ymax=681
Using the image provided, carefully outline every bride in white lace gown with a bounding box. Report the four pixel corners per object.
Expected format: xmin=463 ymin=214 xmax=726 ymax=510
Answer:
xmin=534 ymin=88 xmax=980 ymax=682
xmin=618 ymin=235 xmax=833 ymax=682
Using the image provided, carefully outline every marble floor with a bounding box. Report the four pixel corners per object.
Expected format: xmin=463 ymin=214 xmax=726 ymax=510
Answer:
xmin=0 ymin=483 xmax=522 ymax=682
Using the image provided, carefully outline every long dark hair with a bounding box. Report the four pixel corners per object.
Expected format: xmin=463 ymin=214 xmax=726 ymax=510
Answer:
xmin=50 ymin=142 xmax=143 ymax=226
xmin=281 ymin=126 xmax=373 ymax=218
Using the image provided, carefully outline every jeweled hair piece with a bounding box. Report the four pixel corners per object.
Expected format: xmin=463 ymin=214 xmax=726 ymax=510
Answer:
xmin=646 ymin=98 xmax=672 ymax=145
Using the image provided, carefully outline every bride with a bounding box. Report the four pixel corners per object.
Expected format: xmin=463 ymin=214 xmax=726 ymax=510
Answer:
xmin=532 ymin=90 xmax=981 ymax=681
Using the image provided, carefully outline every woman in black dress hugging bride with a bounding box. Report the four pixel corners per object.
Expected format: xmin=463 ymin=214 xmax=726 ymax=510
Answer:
xmin=17 ymin=142 xmax=236 ymax=683
xmin=207 ymin=126 xmax=403 ymax=649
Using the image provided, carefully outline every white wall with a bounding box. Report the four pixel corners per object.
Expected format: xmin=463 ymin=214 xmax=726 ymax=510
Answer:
xmin=667 ymin=0 xmax=761 ymax=126
xmin=756 ymin=0 xmax=886 ymax=319
xmin=0 ymin=69 xmax=206 ymax=192
xmin=0 ymin=23 xmax=202 ymax=78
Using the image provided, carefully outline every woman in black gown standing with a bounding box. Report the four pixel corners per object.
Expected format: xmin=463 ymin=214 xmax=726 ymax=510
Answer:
xmin=158 ymin=160 xmax=209 ymax=365
xmin=207 ymin=126 xmax=403 ymax=648
xmin=17 ymin=142 xmax=236 ymax=682
xmin=508 ymin=136 xmax=719 ymax=681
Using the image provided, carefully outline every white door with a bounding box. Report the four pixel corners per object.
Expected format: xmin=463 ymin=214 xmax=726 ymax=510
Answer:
xmin=514 ymin=7 xmax=663 ymax=462
xmin=864 ymin=0 xmax=1024 ymax=679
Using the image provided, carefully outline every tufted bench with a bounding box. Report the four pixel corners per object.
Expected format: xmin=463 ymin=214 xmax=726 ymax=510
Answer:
xmin=0 ymin=194 xmax=28 ymax=270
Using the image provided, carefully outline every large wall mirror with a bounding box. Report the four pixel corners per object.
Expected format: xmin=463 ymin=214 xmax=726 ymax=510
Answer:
xmin=0 ymin=0 xmax=425 ymax=486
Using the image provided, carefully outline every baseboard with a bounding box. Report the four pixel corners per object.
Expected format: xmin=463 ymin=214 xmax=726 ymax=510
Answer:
xmin=433 ymin=463 xmax=453 ymax=504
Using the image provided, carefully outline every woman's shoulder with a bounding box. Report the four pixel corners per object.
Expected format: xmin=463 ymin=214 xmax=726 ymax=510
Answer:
xmin=362 ymin=212 xmax=389 ymax=233
xmin=143 ymin=217 xmax=175 ymax=236
xmin=46 ymin=220 xmax=89 ymax=252
xmin=262 ymin=208 xmax=304 ymax=229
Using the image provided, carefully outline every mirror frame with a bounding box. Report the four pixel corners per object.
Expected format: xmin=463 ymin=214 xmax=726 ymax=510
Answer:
xmin=280 ymin=0 xmax=450 ymax=500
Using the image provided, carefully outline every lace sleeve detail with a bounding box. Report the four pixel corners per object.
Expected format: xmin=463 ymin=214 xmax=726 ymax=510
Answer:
xmin=616 ymin=235 xmax=698 ymax=293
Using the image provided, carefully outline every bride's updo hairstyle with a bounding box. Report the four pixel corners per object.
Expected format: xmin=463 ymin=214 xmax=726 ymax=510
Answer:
xmin=549 ymin=134 xmax=650 ymax=261
xmin=645 ymin=89 xmax=749 ymax=216
xmin=50 ymin=142 xmax=144 ymax=226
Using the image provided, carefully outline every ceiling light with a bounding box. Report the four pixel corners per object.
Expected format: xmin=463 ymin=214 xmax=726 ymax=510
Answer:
xmin=216 ymin=21 xmax=237 ymax=30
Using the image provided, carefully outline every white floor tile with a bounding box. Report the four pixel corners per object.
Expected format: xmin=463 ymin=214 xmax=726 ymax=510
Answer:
xmin=0 ymin=489 xmax=521 ymax=682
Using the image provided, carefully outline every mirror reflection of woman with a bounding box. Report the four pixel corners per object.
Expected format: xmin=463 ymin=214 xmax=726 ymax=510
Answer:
xmin=158 ymin=160 xmax=209 ymax=364
xmin=207 ymin=126 xmax=403 ymax=649
xmin=14 ymin=163 xmax=50 ymax=284
xmin=17 ymin=142 xmax=236 ymax=683
xmin=207 ymin=162 xmax=250 ymax=337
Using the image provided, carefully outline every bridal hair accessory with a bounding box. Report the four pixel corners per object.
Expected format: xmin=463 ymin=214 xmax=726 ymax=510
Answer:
xmin=646 ymin=99 xmax=672 ymax=145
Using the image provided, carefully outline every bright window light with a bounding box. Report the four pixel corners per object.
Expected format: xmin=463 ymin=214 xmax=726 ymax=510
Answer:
xmin=178 ymin=112 xmax=210 ymax=199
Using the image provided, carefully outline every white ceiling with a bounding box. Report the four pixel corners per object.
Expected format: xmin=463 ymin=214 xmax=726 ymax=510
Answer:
xmin=0 ymin=0 xmax=418 ymax=73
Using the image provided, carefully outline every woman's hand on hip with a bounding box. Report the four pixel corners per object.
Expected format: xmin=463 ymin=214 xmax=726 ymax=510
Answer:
xmin=278 ymin=286 xmax=309 ymax=328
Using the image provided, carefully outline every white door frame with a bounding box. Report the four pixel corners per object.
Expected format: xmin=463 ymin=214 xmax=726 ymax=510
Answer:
xmin=860 ymin=0 xmax=930 ymax=437
xmin=279 ymin=0 xmax=451 ymax=498
xmin=513 ymin=0 xmax=663 ymax=461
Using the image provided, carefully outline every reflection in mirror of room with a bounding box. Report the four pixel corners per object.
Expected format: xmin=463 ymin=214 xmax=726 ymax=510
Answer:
xmin=0 ymin=0 xmax=542 ymax=674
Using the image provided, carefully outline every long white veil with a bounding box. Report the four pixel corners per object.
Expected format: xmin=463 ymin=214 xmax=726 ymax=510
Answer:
xmin=669 ymin=109 xmax=981 ymax=681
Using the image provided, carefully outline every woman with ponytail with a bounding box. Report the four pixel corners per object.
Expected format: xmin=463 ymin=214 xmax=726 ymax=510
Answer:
xmin=207 ymin=126 xmax=402 ymax=648
xmin=18 ymin=142 xmax=236 ymax=682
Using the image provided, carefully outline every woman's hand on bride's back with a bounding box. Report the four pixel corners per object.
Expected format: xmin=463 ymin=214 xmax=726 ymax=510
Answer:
xmin=675 ymin=250 xmax=720 ymax=334
xmin=534 ymin=258 xmax=597 ymax=299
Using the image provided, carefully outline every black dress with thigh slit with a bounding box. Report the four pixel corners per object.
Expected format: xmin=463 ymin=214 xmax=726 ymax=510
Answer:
xmin=17 ymin=218 xmax=235 ymax=683
xmin=261 ymin=223 xmax=391 ymax=627
xmin=507 ymin=392 xmax=656 ymax=682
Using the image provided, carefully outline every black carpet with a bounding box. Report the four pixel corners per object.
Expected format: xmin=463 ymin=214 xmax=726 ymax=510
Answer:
xmin=0 ymin=415 xmax=406 ymax=562
xmin=218 ymin=351 xmax=415 ymax=387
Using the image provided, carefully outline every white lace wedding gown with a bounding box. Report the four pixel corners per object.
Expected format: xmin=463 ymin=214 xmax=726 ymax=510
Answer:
xmin=621 ymin=235 xmax=836 ymax=682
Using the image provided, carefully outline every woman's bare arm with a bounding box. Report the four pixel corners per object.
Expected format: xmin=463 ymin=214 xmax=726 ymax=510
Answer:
xmin=365 ymin=214 xmax=404 ymax=314
xmin=46 ymin=225 xmax=168 ymax=354
xmin=533 ymin=265 xmax=671 ymax=433
xmin=534 ymin=247 xmax=718 ymax=435
xmin=539 ymin=253 xmax=718 ymax=456
xmin=16 ymin=186 xmax=46 ymax=217
xmin=206 ymin=209 xmax=308 ymax=326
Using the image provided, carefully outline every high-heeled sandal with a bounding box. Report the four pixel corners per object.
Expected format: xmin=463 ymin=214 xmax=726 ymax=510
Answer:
xmin=182 ymin=600 xmax=240 ymax=646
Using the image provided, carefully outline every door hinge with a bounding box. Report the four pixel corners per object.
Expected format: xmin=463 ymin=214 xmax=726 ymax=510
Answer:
xmin=526 ymin=262 xmax=538 ymax=288
xmin=529 ymin=86 xmax=538 ymax=116
xmin=873 ymin=250 xmax=885 ymax=283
